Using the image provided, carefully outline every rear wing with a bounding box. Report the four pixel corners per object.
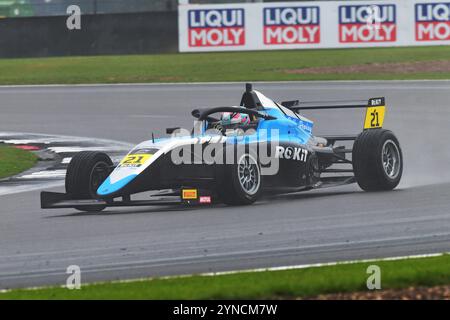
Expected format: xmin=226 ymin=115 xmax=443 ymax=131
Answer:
xmin=282 ymin=97 xmax=386 ymax=130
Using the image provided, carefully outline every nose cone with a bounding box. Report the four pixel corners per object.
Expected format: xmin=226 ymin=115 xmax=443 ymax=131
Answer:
xmin=97 ymin=174 xmax=137 ymax=196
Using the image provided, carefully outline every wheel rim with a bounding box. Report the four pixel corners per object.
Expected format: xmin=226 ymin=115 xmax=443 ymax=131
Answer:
xmin=89 ymin=161 xmax=109 ymax=197
xmin=237 ymin=154 xmax=260 ymax=195
xmin=381 ymin=139 xmax=401 ymax=179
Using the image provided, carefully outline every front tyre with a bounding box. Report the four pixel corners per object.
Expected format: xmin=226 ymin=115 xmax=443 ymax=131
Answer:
xmin=219 ymin=153 xmax=262 ymax=205
xmin=65 ymin=151 xmax=113 ymax=212
xmin=352 ymin=129 xmax=403 ymax=191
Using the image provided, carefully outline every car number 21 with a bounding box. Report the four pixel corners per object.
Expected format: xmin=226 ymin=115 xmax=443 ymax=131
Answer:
xmin=119 ymin=154 xmax=152 ymax=167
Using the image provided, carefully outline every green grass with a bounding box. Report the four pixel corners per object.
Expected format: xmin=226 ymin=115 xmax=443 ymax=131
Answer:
xmin=0 ymin=46 xmax=449 ymax=85
xmin=0 ymin=144 xmax=38 ymax=179
xmin=1 ymin=255 xmax=449 ymax=300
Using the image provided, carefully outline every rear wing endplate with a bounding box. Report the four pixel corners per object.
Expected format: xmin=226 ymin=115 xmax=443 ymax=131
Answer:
xmin=282 ymin=97 xmax=386 ymax=130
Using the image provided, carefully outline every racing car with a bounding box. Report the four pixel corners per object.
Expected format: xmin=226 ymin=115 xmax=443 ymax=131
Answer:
xmin=41 ymin=84 xmax=403 ymax=212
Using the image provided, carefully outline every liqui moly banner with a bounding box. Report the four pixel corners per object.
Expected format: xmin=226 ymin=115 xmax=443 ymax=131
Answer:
xmin=415 ymin=2 xmax=450 ymax=41
xmin=188 ymin=8 xmax=245 ymax=47
xmin=263 ymin=6 xmax=320 ymax=45
xmin=338 ymin=4 xmax=396 ymax=43
xmin=178 ymin=0 xmax=450 ymax=52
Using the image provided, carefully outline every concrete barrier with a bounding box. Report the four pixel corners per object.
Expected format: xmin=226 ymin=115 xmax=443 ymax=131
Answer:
xmin=0 ymin=11 xmax=178 ymax=58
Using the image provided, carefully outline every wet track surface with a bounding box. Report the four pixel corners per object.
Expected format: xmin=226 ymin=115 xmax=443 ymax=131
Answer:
xmin=0 ymin=81 xmax=449 ymax=288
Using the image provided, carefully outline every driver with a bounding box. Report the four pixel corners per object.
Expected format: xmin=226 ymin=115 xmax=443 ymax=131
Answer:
xmin=220 ymin=112 xmax=251 ymax=127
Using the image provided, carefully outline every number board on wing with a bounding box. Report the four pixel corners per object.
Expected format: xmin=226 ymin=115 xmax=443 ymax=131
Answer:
xmin=364 ymin=97 xmax=385 ymax=129
xmin=119 ymin=154 xmax=152 ymax=168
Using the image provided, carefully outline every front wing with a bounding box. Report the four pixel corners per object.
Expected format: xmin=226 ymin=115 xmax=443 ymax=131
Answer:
xmin=41 ymin=189 xmax=214 ymax=209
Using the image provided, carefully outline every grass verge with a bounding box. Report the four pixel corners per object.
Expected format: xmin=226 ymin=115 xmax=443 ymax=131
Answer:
xmin=0 ymin=46 xmax=449 ymax=85
xmin=1 ymin=254 xmax=449 ymax=300
xmin=0 ymin=144 xmax=38 ymax=179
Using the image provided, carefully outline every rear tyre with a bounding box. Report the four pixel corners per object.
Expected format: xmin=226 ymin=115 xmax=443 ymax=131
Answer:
xmin=306 ymin=153 xmax=320 ymax=188
xmin=352 ymin=129 xmax=402 ymax=191
xmin=219 ymin=153 xmax=262 ymax=205
xmin=65 ymin=151 xmax=113 ymax=212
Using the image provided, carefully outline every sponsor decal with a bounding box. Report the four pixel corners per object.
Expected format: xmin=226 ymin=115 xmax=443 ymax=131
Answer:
xmin=263 ymin=6 xmax=320 ymax=45
xmin=339 ymin=4 xmax=396 ymax=43
xmin=298 ymin=120 xmax=313 ymax=135
xmin=415 ymin=3 xmax=450 ymax=41
xmin=119 ymin=154 xmax=152 ymax=168
xmin=369 ymin=97 xmax=385 ymax=107
xmin=274 ymin=146 xmax=308 ymax=162
xmin=182 ymin=189 xmax=198 ymax=200
xmin=199 ymin=196 xmax=212 ymax=204
xmin=188 ymin=8 xmax=245 ymax=47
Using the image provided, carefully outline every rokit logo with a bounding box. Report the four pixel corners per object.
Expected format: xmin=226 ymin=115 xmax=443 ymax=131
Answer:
xmin=188 ymin=9 xmax=245 ymax=47
xmin=275 ymin=146 xmax=308 ymax=162
xmin=415 ymin=3 xmax=450 ymax=41
xmin=263 ymin=6 xmax=320 ymax=45
xmin=339 ymin=4 xmax=396 ymax=43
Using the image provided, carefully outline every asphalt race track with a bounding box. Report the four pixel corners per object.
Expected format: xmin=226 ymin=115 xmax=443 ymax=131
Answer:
xmin=0 ymin=81 xmax=449 ymax=289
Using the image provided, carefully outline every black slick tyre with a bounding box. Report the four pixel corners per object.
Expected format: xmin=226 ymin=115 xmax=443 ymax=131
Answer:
xmin=65 ymin=151 xmax=113 ymax=212
xmin=219 ymin=153 xmax=263 ymax=205
xmin=352 ymin=129 xmax=403 ymax=191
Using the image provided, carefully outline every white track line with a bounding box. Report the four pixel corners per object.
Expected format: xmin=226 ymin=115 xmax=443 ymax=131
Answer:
xmin=0 ymin=132 xmax=132 ymax=196
xmin=18 ymin=170 xmax=67 ymax=179
xmin=0 ymin=252 xmax=447 ymax=292
xmin=0 ymin=80 xmax=449 ymax=89
xmin=201 ymin=252 xmax=448 ymax=277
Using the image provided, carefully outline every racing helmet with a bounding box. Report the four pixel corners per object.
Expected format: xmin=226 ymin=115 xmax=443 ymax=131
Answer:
xmin=220 ymin=112 xmax=251 ymax=126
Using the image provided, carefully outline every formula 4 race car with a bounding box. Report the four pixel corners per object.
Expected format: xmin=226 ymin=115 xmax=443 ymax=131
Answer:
xmin=41 ymin=84 xmax=403 ymax=212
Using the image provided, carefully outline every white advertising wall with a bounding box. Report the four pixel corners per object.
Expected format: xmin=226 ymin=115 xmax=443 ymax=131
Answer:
xmin=178 ymin=0 xmax=450 ymax=52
